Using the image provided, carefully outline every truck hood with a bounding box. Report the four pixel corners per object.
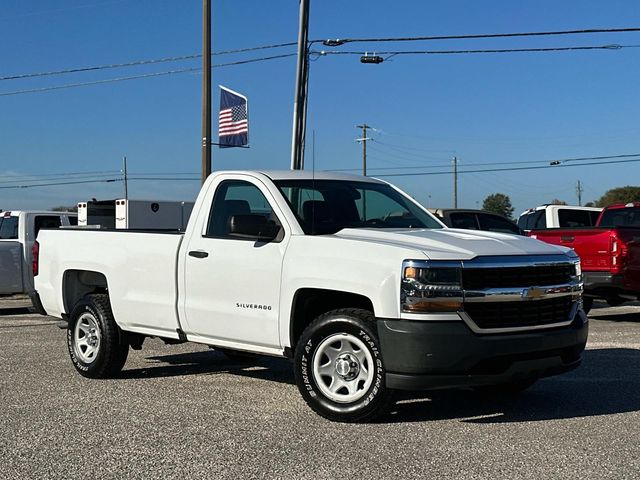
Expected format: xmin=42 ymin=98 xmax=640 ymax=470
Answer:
xmin=334 ymin=228 xmax=569 ymax=260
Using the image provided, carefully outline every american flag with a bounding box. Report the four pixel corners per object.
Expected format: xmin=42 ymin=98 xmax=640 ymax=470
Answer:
xmin=218 ymin=86 xmax=249 ymax=148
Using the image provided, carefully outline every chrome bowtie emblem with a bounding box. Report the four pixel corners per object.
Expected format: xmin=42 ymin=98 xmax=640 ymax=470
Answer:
xmin=522 ymin=287 xmax=545 ymax=300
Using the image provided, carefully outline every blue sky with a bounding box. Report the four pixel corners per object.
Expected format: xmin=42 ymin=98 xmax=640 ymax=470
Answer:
xmin=1 ymin=0 xmax=639 ymax=215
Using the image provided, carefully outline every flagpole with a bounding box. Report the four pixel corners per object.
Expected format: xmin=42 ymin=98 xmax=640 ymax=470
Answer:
xmin=201 ymin=0 xmax=212 ymax=184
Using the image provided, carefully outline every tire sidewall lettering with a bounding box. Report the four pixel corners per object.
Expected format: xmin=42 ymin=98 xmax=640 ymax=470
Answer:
xmin=295 ymin=314 xmax=387 ymax=420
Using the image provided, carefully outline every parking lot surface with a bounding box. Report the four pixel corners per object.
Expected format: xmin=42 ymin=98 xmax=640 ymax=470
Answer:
xmin=1 ymin=296 xmax=639 ymax=479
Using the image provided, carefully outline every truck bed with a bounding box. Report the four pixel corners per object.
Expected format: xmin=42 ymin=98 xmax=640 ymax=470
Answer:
xmin=37 ymin=229 xmax=184 ymax=338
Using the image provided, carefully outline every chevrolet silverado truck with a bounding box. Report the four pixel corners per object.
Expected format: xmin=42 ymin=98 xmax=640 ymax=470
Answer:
xmin=33 ymin=171 xmax=587 ymax=422
xmin=0 ymin=210 xmax=76 ymax=299
xmin=531 ymin=202 xmax=640 ymax=313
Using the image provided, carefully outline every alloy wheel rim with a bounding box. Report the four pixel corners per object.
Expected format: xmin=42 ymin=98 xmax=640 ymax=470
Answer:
xmin=73 ymin=313 xmax=101 ymax=364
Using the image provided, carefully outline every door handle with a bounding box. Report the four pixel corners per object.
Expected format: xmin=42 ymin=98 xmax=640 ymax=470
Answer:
xmin=188 ymin=250 xmax=209 ymax=258
xmin=560 ymin=236 xmax=575 ymax=243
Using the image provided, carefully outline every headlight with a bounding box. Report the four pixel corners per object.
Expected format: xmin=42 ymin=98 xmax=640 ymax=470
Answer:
xmin=401 ymin=263 xmax=463 ymax=312
xmin=575 ymin=260 xmax=582 ymax=278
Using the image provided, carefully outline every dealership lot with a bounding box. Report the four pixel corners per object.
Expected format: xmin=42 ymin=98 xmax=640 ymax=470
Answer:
xmin=1 ymin=296 xmax=639 ymax=480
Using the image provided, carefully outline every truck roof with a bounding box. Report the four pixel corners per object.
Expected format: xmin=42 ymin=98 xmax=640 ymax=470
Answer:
xmin=518 ymin=204 xmax=602 ymax=216
xmin=604 ymin=202 xmax=640 ymax=210
xmin=250 ymin=170 xmax=386 ymax=184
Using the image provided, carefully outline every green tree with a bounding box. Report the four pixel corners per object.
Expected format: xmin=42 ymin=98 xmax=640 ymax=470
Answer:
xmin=482 ymin=193 xmax=514 ymax=218
xmin=594 ymin=186 xmax=640 ymax=207
xmin=550 ymin=199 xmax=567 ymax=205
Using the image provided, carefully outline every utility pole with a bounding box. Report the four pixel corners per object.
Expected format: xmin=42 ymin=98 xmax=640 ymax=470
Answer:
xmin=122 ymin=156 xmax=128 ymax=200
xmin=201 ymin=0 xmax=212 ymax=184
xmin=290 ymin=0 xmax=310 ymax=170
xmin=576 ymin=180 xmax=583 ymax=206
xmin=453 ymin=156 xmax=458 ymax=208
xmin=356 ymin=124 xmax=371 ymax=176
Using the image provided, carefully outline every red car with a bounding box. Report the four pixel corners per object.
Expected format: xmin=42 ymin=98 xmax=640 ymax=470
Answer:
xmin=531 ymin=202 xmax=640 ymax=313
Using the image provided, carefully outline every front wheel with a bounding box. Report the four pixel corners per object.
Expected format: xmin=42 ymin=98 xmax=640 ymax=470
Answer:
xmin=294 ymin=308 xmax=394 ymax=422
xmin=67 ymin=294 xmax=129 ymax=378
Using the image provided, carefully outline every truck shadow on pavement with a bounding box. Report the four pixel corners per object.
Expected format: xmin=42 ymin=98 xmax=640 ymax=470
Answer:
xmin=588 ymin=311 xmax=640 ymax=323
xmin=384 ymin=348 xmax=640 ymax=424
xmin=121 ymin=349 xmax=296 ymax=385
xmin=0 ymin=306 xmax=32 ymax=316
xmin=125 ymin=347 xmax=640 ymax=424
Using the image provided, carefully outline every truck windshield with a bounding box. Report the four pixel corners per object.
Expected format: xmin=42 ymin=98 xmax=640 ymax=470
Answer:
xmin=599 ymin=207 xmax=640 ymax=227
xmin=274 ymin=180 xmax=443 ymax=235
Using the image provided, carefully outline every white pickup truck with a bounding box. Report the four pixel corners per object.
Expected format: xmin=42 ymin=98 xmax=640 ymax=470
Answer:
xmin=0 ymin=210 xmax=76 ymax=299
xmin=33 ymin=171 xmax=587 ymax=422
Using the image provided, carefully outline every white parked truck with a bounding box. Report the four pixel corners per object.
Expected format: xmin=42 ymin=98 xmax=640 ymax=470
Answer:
xmin=517 ymin=205 xmax=602 ymax=232
xmin=33 ymin=171 xmax=587 ymax=422
xmin=78 ymin=199 xmax=194 ymax=230
xmin=0 ymin=210 xmax=76 ymax=298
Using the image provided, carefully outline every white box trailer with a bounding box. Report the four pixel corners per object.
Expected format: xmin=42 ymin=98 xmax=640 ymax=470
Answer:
xmin=77 ymin=199 xmax=194 ymax=230
xmin=115 ymin=199 xmax=194 ymax=230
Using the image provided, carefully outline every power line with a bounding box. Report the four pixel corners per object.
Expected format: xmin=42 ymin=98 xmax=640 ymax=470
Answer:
xmin=325 ymin=27 xmax=640 ymax=45
xmin=332 ymin=152 xmax=640 ymax=172
xmin=0 ymin=170 xmax=120 ymax=181
xmin=374 ymin=157 xmax=640 ymax=177
xmin=319 ymin=44 xmax=638 ymax=57
xmin=5 ymin=26 xmax=640 ymax=83
xmin=0 ymin=43 xmax=297 ymax=81
xmin=0 ymin=178 xmax=122 ymax=189
xmin=0 ymin=53 xmax=297 ymax=97
xmin=0 ymin=173 xmax=120 ymax=185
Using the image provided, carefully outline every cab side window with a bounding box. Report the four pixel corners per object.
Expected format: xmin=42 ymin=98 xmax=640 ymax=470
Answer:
xmin=206 ymin=180 xmax=281 ymax=239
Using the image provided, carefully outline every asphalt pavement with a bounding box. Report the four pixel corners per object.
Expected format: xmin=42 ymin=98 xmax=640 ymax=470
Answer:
xmin=1 ymin=296 xmax=639 ymax=480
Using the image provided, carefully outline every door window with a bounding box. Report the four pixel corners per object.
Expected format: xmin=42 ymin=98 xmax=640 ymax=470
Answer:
xmin=206 ymin=180 xmax=281 ymax=239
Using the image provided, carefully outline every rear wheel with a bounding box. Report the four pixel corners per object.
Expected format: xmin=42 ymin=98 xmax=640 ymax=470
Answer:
xmin=67 ymin=294 xmax=128 ymax=378
xmin=294 ymin=308 xmax=394 ymax=423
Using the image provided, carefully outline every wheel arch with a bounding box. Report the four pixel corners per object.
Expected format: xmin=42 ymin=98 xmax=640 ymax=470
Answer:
xmin=289 ymin=288 xmax=375 ymax=352
xmin=63 ymin=270 xmax=109 ymax=314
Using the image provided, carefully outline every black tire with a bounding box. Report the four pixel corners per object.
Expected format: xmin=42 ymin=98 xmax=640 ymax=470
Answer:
xmin=582 ymin=297 xmax=593 ymax=315
xmin=473 ymin=378 xmax=537 ymax=396
xmin=67 ymin=294 xmax=129 ymax=378
xmin=294 ymin=308 xmax=394 ymax=423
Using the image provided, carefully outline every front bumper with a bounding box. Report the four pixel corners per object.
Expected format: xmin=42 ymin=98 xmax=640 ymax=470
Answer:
xmin=378 ymin=309 xmax=588 ymax=390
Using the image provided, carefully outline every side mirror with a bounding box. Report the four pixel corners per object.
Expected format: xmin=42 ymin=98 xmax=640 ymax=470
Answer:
xmin=229 ymin=214 xmax=281 ymax=241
